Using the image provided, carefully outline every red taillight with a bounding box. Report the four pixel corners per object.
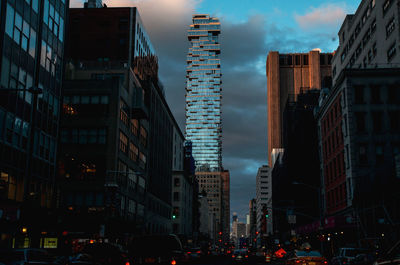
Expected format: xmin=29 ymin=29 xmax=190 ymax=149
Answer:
xmin=232 ymin=255 xmax=235 ymax=258
xmin=171 ymin=260 xmax=176 ymax=265
xmin=197 ymin=251 xmax=201 ymax=254
xmin=324 ymin=261 xmax=328 ymax=264
xmin=296 ymin=260 xmax=301 ymax=263
xmin=227 ymin=250 xmax=231 ymax=254
xmin=245 ymin=255 xmax=249 ymax=258
xmin=125 ymin=262 xmax=130 ymax=265
xmin=187 ymin=252 xmax=191 ymax=254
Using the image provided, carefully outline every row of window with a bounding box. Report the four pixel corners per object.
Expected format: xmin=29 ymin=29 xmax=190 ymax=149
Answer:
xmin=119 ymin=131 xmax=146 ymax=167
xmin=61 ymin=128 xmax=107 ymax=144
xmin=358 ymin=143 xmax=399 ymax=164
xmin=5 ymin=4 xmax=37 ymax=58
xmin=43 ymin=0 xmax=64 ymax=42
xmin=0 ymin=110 xmax=29 ymax=150
xmin=325 ymin=151 xmax=345 ymax=186
xmin=355 ymin=111 xmax=400 ymax=133
xmin=354 ymin=85 xmax=400 ymax=104
xmin=64 ymin=95 xmax=109 ymax=105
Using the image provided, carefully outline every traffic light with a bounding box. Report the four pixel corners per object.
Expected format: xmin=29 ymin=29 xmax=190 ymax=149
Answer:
xmin=172 ymin=215 xmax=176 ymax=219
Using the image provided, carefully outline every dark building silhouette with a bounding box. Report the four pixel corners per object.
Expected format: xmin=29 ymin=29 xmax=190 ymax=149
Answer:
xmin=272 ymin=89 xmax=321 ymax=243
xmin=58 ymin=5 xmax=178 ymax=240
xmin=0 ymin=0 xmax=68 ymax=248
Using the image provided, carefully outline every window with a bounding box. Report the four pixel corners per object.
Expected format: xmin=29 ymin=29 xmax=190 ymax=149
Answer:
xmin=387 ymin=42 xmax=396 ymax=61
xmin=5 ymin=4 xmax=36 ymax=58
xmin=376 ymin=145 xmax=384 ymax=164
xmin=386 ymin=17 xmax=395 ymax=37
xmin=355 ymin=112 xmax=366 ymax=133
xmin=129 ymin=119 xmax=138 ymax=136
xmin=372 ymin=111 xmax=383 ymax=132
xmin=139 ymin=152 xmax=146 ymax=168
xmin=173 ymin=192 xmax=179 ymax=201
xmin=120 ymin=100 xmax=128 ymax=126
xmin=383 ymin=0 xmax=392 ymax=15
xmin=295 ymin=55 xmax=300 ymax=65
xmin=119 ymin=131 xmax=128 ymax=153
xmin=389 ymin=111 xmax=400 ymax=131
xmin=354 ymin=86 xmax=364 ymax=104
xmin=174 ymin=177 xmax=180 ymax=187
xmin=303 ymin=55 xmax=309 ymax=65
xmin=140 ymin=126 xmax=147 ymax=147
xmin=370 ymin=86 xmax=381 ymax=103
xmin=129 ymin=142 xmax=138 ymax=161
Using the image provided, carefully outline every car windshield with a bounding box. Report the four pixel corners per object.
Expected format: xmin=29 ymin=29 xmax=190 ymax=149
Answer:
xmin=346 ymin=250 xmax=358 ymax=257
xmin=296 ymin=251 xmax=322 ymax=257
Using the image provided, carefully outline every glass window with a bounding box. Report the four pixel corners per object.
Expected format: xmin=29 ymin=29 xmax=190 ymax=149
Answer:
xmin=88 ymin=129 xmax=97 ymax=143
xmin=98 ymin=129 xmax=106 ymax=144
xmin=100 ymin=95 xmax=109 ymax=104
xmin=32 ymin=0 xmax=39 ymax=13
xmin=21 ymin=35 xmax=28 ymax=51
xmin=79 ymin=129 xmax=88 ymax=144
xmin=81 ymin=96 xmax=90 ymax=104
xmin=13 ymin=28 xmax=21 ymax=45
xmin=1 ymin=57 xmax=10 ymax=88
xmin=59 ymin=18 xmax=64 ymax=42
xmin=43 ymin=0 xmax=49 ymax=25
xmin=5 ymin=4 xmax=15 ymax=37
xmin=91 ymin=96 xmax=99 ymax=104
xmin=15 ymin=13 xmax=22 ymax=29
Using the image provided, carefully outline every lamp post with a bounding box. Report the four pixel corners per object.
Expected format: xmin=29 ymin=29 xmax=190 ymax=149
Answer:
xmin=292 ymin=181 xmax=324 ymax=254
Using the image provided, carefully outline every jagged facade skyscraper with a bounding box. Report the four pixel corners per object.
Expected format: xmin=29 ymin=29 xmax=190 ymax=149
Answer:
xmin=185 ymin=14 xmax=222 ymax=172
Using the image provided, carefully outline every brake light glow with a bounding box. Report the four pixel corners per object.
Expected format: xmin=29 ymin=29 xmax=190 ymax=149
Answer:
xmin=197 ymin=251 xmax=201 ymax=254
xmin=187 ymin=252 xmax=191 ymax=254
xmin=296 ymin=260 xmax=301 ymax=263
xmin=171 ymin=260 xmax=176 ymax=265
xmin=232 ymin=255 xmax=235 ymax=258
xmin=245 ymin=255 xmax=249 ymax=258
xmin=125 ymin=262 xmax=130 ymax=265
xmin=324 ymin=261 xmax=328 ymax=264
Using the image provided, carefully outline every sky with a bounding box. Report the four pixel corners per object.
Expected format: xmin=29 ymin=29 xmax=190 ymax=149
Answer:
xmin=70 ymin=0 xmax=361 ymax=222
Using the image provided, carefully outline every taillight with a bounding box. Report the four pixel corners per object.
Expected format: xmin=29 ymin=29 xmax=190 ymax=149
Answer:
xmin=187 ymin=252 xmax=191 ymax=254
xmin=125 ymin=262 xmax=130 ymax=265
xmin=171 ymin=260 xmax=176 ymax=265
xmin=232 ymin=255 xmax=235 ymax=258
xmin=245 ymin=255 xmax=249 ymax=258
xmin=324 ymin=261 xmax=328 ymax=264
xmin=197 ymin=251 xmax=201 ymax=254
xmin=296 ymin=260 xmax=301 ymax=263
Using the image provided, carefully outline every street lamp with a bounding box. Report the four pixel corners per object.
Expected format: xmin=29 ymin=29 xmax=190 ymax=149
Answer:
xmin=292 ymin=181 xmax=324 ymax=254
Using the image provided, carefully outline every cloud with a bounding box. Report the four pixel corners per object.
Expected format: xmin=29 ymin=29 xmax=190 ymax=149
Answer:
xmin=295 ymin=3 xmax=347 ymax=31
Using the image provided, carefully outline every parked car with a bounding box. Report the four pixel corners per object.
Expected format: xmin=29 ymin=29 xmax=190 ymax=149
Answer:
xmin=129 ymin=234 xmax=185 ymax=264
xmin=285 ymin=249 xmax=328 ymax=265
xmin=374 ymin=240 xmax=400 ymax=265
xmin=186 ymin=247 xmax=203 ymax=261
xmin=81 ymin=243 xmax=130 ymax=265
xmin=231 ymin=249 xmax=249 ymax=263
xmin=0 ymin=248 xmax=56 ymax=265
xmin=332 ymin=248 xmax=369 ymax=265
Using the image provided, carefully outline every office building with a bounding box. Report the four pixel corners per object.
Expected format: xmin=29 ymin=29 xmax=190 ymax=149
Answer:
xmin=185 ymin=14 xmax=222 ymax=172
xmin=266 ymin=50 xmax=333 ymax=165
xmin=0 ymin=0 xmax=68 ymax=248
xmin=60 ymin=5 xmax=176 ymax=238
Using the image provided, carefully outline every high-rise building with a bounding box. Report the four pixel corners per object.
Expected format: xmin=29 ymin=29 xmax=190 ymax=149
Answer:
xmin=60 ymin=5 xmax=176 ymax=237
xmin=266 ymin=50 xmax=333 ymax=165
xmin=0 ymin=0 xmax=68 ymax=248
xmin=221 ymin=169 xmax=230 ymax=241
xmin=185 ymin=14 xmax=222 ymax=172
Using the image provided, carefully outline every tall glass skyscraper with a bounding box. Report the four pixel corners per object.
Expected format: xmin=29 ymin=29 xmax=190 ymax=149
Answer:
xmin=185 ymin=14 xmax=222 ymax=172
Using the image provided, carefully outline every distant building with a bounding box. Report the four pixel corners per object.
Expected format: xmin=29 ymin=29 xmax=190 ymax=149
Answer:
xmin=266 ymin=50 xmax=333 ymax=165
xmin=185 ymin=14 xmax=222 ymax=171
xmin=198 ymin=193 xmax=210 ymax=237
xmin=221 ymin=170 xmax=230 ymax=242
xmin=256 ymin=165 xmax=272 ymax=235
xmin=248 ymin=199 xmax=257 ymax=244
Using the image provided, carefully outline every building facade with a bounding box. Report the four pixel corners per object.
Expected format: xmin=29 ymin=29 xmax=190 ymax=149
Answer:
xmin=316 ymin=68 xmax=400 ymax=246
xmin=332 ymin=0 xmax=400 ymax=85
xmin=0 ymin=0 xmax=68 ymax=248
xmin=60 ymin=5 xmax=175 ymax=238
xmin=256 ymin=165 xmax=272 ymax=235
xmin=185 ymin=14 xmax=222 ymax=172
xmin=266 ymin=50 xmax=333 ymax=165
xmin=221 ymin=169 xmax=230 ymax=241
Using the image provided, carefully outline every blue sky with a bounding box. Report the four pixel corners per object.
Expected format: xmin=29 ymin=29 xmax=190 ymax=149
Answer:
xmin=71 ymin=0 xmax=362 ymax=222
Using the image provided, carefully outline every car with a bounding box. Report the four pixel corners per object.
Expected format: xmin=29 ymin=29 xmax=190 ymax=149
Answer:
xmin=231 ymin=249 xmax=249 ymax=263
xmin=81 ymin=243 xmax=130 ymax=265
xmin=185 ymin=247 xmax=203 ymax=261
xmin=129 ymin=234 xmax=185 ymax=265
xmin=0 ymin=248 xmax=56 ymax=265
xmin=332 ymin=248 xmax=370 ymax=265
xmin=373 ymin=240 xmax=400 ymax=265
xmin=285 ymin=249 xmax=328 ymax=265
